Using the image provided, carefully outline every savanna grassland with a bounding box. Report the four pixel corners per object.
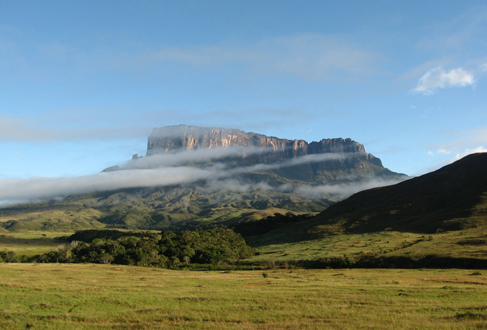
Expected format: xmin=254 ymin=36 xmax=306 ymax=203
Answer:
xmin=249 ymin=226 xmax=487 ymax=267
xmin=1 ymin=264 xmax=487 ymax=329
xmin=0 ymin=231 xmax=71 ymax=256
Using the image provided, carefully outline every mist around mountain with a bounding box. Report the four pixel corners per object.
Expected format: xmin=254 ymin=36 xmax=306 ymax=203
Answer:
xmin=0 ymin=125 xmax=406 ymax=232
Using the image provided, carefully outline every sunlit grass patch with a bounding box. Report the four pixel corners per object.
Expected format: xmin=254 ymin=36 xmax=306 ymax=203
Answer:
xmin=1 ymin=264 xmax=487 ymax=329
xmin=0 ymin=231 xmax=71 ymax=256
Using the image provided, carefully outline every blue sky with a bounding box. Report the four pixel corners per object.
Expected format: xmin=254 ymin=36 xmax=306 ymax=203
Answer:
xmin=1 ymin=0 xmax=487 ymax=180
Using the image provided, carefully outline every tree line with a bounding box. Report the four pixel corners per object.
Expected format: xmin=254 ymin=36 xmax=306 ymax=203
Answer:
xmin=0 ymin=228 xmax=255 ymax=268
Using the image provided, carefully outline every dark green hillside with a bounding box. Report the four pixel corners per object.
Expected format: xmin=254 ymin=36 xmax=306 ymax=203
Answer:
xmin=302 ymin=153 xmax=487 ymax=235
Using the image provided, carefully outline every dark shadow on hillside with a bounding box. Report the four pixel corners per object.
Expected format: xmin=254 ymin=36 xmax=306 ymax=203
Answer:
xmin=248 ymin=154 xmax=487 ymax=246
xmin=303 ymin=153 xmax=487 ymax=235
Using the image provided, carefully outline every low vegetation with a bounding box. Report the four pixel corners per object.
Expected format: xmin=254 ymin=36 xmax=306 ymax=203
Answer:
xmin=1 ymin=264 xmax=486 ymax=329
xmin=0 ymin=231 xmax=71 ymax=256
xmin=247 ymin=226 xmax=487 ymax=269
xmin=1 ymin=229 xmax=255 ymax=268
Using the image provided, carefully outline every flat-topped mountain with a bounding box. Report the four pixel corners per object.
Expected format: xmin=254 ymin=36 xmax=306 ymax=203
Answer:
xmin=146 ymin=125 xmax=382 ymax=166
xmin=1 ymin=125 xmax=406 ymax=232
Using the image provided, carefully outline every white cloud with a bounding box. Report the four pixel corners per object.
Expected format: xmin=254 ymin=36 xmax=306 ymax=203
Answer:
xmin=0 ymin=147 xmax=379 ymax=205
xmin=453 ymin=146 xmax=487 ymax=161
xmin=294 ymin=178 xmax=405 ymax=200
xmin=427 ymin=148 xmax=452 ymax=157
xmin=119 ymin=146 xmax=272 ymax=169
xmin=425 ymin=128 xmax=487 ymax=173
xmin=0 ymin=166 xmax=214 ymax=205
xmin=198 ymin=176 xmax=406 ymax=201
xmin=413 ymin=67 xmax=475 ymax=94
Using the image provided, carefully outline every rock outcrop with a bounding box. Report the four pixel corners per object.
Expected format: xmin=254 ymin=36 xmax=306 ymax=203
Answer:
xmin=146 ymin=125 xmax=382 ymax=167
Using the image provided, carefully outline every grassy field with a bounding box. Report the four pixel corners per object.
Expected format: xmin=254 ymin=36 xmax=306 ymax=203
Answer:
xmin=2 ymin=226 xmax=487 ymax=267
xmin=1 ymin=264 xmax=486 ymax=329
xmin=0 ymin=231 xmax=71 ymax=256
xmin=249 ymin=226 xmax=487 ymax=266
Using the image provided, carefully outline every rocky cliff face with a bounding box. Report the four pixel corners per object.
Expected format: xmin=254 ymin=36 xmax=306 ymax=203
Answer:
xmin=147 ymin=125 xmax=383 ymax=167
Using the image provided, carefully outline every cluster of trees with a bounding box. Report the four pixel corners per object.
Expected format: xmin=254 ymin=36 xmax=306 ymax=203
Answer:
xmin=1 ymin=228 xmax=255 ymax=268
xmin=0 ymin=251 xmax=19 ymax=263
xmin=232 ymin=212 xmax=312 ymax=237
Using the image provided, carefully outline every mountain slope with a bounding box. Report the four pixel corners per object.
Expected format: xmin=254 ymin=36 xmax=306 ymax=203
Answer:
xmin=0 ymin=126 xmax=406 ymax=232
xmin=262 ymin=152 xmax=487 ymax=240
xmin=244 ymin=153 xmax=487 ymax=268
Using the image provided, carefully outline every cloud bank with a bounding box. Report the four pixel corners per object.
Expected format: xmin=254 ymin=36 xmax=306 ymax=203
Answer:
xmin=199 ymin=177 xmax=402 ymax=201
xmin=0 ymin=147 xmax=399 ymax=206
xmin=118 ymin=146 xmax=273 ymax=170
xmin=294 ymin=178 xmax=403 ymax=200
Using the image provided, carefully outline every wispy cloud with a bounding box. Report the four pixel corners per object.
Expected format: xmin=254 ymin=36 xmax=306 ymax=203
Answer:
xmin=294 ymin=178 xmax=404 ymax=200
xmin=427 ymin=148 xmax=452 ymax=157
xmin=430 ymin=126 xmax=487 ymax=150
xmin=416 ymin=5 xmax=487 ymax=54
xmin=425 ymin=127 xmax=487 ymax=173
xmin=118 ymin=146 xmax=272 ymax=169
xmin=0 ymin=147 xmax=383 ymax=205
xmin=199 ymin=176 xmax=404 ymax=201
xmin=0 ymin=117 xmax=151 ymax=142
xmin=453 ymin=146 xmax=487 ymax=161
xmin=138 ymin=34 xmax=382 ymax=82
xmin=412 ymin=66 xmax=475 ymax=94
xmin=0 ymin=167 xmax=213 ymax=205
xmin=1 ymin=33 xmax=382 ymax=84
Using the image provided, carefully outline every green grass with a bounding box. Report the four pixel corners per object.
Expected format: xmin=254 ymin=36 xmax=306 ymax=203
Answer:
xmin=249 ymin=231 xmax=425 ymax=262
xmin=249 ymin=226 xmax=487 ymax=266
xmin=3 ymin=225 xmax=487 ymax=267
xmin=0 ymin=264 xmax=486 ymax=329
xmin=0 ymin=231 xmax=71 ymax=256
